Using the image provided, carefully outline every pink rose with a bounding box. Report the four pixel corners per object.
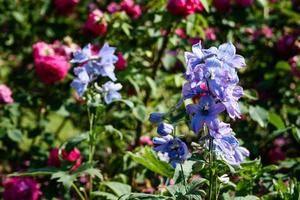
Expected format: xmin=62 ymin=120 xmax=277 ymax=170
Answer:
xmin=35 ymin=55 xmax=70 ymax=84
xmin=235 ymin=0 xmax=254 ymax=7
xmin=32 ymin=42 xmax=54 ymax=58
xmin=120 ymin=0 xmax=142 ymax=19
xmin=84 ymin=9 xmax=107 ymax=36
xmin=139 ymin=136 xmax=153 ymax=146
xmin=167 ymin=0 xmax=204 ymax=17
xmin=213 ymin=0 xmax=231 ymax=12
xmin=53 ymin=0 xmax=80 ymax=14
xmin=3 ymin=177 xmax=41 ymax=200
xmin=115 ymin=52 xmax=127 ymax=70
xmin=204 ymin=28 xmax=217 ymax=41
xmin=47 ymin=148 xmax=61 ymax=167
xmin=0 ymin=84 xmax=13 ymax=104
xmin=175 ymin=28 xmax=187 ymax=39
xmin=107 ymin=2 xmax=121 ymax=13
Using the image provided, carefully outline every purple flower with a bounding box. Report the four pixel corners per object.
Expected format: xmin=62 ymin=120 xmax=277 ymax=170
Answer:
xmin=70 ymin=43 xmax=120 ymax=97
xmin=153 ymin=135 xmax=189 ymax=168
xmin=186 ymin=95 xmax=225 ymax=133
xmin=149 ymin=112 xmax=165 ymax=123
xmin=157 ymin=122 xmax=174 ymax=136
xmin=99 ymin=81 xmax=122 ymax=104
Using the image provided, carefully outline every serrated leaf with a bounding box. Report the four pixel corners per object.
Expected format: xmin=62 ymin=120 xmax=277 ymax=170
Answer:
xmin=249 ymin=106 xmax=268 ymax=128
xmin=268 ymin=112 xmax=285 ymax=129
xmin=174 ymin=160 xmax=195 ymax=183
xmin=51 ymin=171 xmax=76 ymax=189
xmin=128 ymin=147 xmax=174 ymax=178
xmin=102 ymin=182 xmax=131 ymax=197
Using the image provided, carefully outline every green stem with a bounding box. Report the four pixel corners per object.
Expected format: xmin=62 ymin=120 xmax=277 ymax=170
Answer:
xmin=208 ymin=135 xmax=217 ymax=200
xmin=87 ymin=107 xmax=95 ymax=199
xmin=72 ymin=183 xmax=86 ymax=200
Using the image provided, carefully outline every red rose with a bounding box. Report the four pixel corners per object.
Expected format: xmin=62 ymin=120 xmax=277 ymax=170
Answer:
xmin=115 ymin=52 xmax=127 ymax=70
xmin=84 ymin=9 xmax=107 ymax=36
xmin=47 ymin=148 xmax=61 ymax=167
xmin=167 ymin=0 xmax=203 ymax=17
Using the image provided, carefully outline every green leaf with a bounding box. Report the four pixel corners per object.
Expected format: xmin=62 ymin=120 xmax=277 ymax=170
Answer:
xmin=199 ymin=0 xmax=209 ymax=12
xmin=51 ymin=171 xmax=76 ymax=189
xmin=122 ymin=193 xmax=167 ymax=200
xmin=7 ymin=129 xmax=23 ymax=143
xmin=292 ymin=127 xmax=300 ymax=144
xmin=113 ymin=99 xmax=134 ymax=108
xmin=146 ymin=76 xmax=158 ymax=98
xmin=9 ymin=167 xmax=59 ymax=177
xmin=133 ymin=105 xmax=147 ymax=122
xmin=249 ymin=106 xmax=268 ymax=128
xmin=243 ymin=89 xmax=258 ymax=101
xmin=268 ymin=112 xmax=285 ymax=129
xmin=102 ymin=182 xmax=131 ymax=197
xmin=257 ymin=0 xmax=267 ymax=7
xmin=92 ymin=191 xmax=118 ymax=200
xmin=233 ymin=195 xmax=260 ymax=200
xmin=105 ymin=125 xmax=123 ymax=140
xmin=64 ymin=134 xmax=88 ymax=151
xmin=173 ymin=160 xmax=195 ymax=183
xmin=128 ymin=147 xmax=174 ymax=178
xmin=121 ymin=23 xmax=132 ymax=37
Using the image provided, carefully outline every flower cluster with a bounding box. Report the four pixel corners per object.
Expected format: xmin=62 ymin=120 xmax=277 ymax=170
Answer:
xmin=182 ymin=42 xmax=249 ymax=165
xmin=32 ymin=39 xmax=77 ymax=84
xmin=149 ymin=42 xmax=249 ymax=168
xmin=149 ymin=113 xmax=189 ymax=168
xmin=167 ymin=0 xmax=204 ymax=17
xmin=70 ymin=43 xmax=122 ymax=104
xmin=3 ymin=177 xmax=41 ymax=200
xmin=107 ymin=0 xmax=142 ymax=19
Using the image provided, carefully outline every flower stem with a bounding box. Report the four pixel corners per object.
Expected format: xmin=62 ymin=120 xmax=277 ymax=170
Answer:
xmin=87 ymin=107 xmax=95 ymax=199
xmin=72 ymin=183 xmax=86 ymax=200
xmin=208 ymin=135 xmax=217 ymax=200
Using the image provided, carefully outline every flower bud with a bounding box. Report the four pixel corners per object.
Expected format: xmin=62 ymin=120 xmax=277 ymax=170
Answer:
xmin=157 ymin=123 xmax=174 ymax=136
xmin=149 ymin=112 xmax=164 ymax=123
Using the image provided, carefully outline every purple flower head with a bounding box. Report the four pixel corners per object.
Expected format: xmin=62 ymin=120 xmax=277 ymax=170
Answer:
xmin=209 ymin=121 xmax=232 ymax=138
xmin=70 ymin=43 xmax=120 ymax=97
xmin=149 ymin=112 xmax=165 ymax=123
xmin=153 ymin=135 xmax=189 ymax=168
xmin=186 ymin=95 xmax=225 ymax=133
xmin=157 ymin=122 xmax=174 ymax=136
xmin=98 ymin=81 xmax=122 ymax=104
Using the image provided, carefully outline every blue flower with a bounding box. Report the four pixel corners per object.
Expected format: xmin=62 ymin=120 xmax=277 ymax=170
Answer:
xmin=157 ymin=123 xmax=174 ymax=136
xmin=71 ymin=44 xmax=93 ymax=64
xmin=99 ymin=81 xmax=122 ymax=104
xmin=186 ymin=95 xmax=225 ymax=133
xmin=70 ymin=67 xmax=90 ymax=97
xmin=216 ymin=42 xmax=246 ymax=69
xmin=149 ymin=112 xmax=165 ymax=123
xmin=153 ymin=135 xmax=189 ymax=168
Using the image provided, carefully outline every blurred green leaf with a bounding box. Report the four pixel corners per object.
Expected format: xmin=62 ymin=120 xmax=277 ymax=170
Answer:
xmin=249 ymin=106 xmax=268 ymax=128
xmin=268 ymin=112 xmax=285 ymax=129
xmin=7 ymin=129 xmax=23 ymax=143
